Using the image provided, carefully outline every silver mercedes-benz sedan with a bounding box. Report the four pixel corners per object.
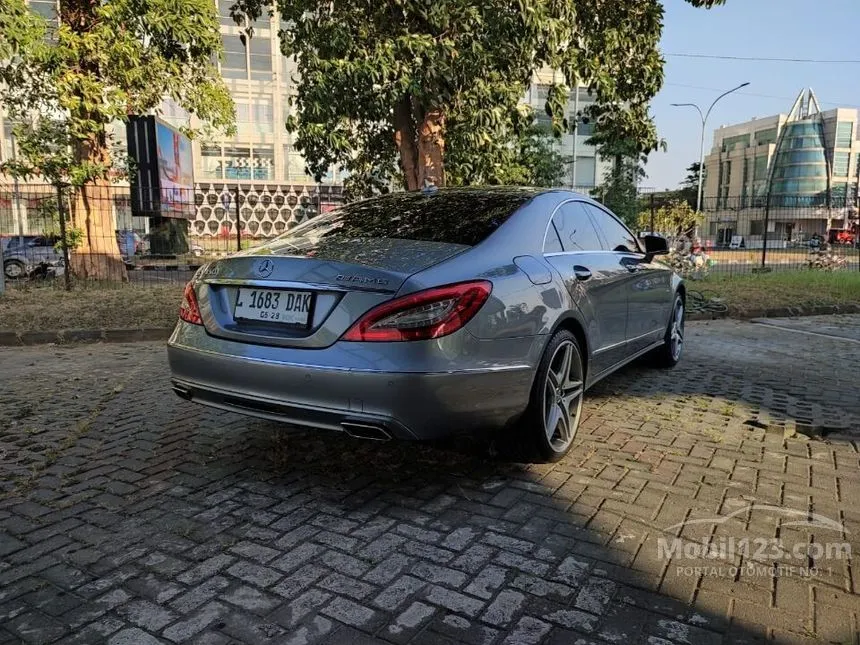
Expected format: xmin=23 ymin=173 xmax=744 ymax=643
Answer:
xmin=168 ymin=187 xmax=684 ymax=461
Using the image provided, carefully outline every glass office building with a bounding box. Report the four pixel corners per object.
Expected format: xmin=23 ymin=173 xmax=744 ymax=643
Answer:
xmin=701 ymin=89 xmax=860 ymax=247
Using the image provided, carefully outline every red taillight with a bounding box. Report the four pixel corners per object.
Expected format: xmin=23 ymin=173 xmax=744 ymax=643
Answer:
xmin=179 ymin=282 xmax=203 ymax=325
xmin=341 ymin=281 xmax=492 ymax=342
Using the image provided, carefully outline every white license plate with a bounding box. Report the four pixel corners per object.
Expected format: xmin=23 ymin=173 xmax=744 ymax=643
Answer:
xmin=234 ymin=288 xmax=313 ymax=325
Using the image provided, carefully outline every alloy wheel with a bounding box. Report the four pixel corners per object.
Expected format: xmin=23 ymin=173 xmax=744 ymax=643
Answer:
xmin=670 ymin=299 xmax=685 ymax=360
xmin=542 ymin=340 xmax=584 ymax=453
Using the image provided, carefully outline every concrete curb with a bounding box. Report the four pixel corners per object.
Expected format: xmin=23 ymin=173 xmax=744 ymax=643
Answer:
xmin=687 ymin=303 xmax=860 ymax=321
xmin=0 ymin=327 xmax=173 ymax=346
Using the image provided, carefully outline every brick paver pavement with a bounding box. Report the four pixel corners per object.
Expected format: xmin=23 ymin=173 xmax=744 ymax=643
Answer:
xmin=1 ymin=316 xmax=859 ymax=644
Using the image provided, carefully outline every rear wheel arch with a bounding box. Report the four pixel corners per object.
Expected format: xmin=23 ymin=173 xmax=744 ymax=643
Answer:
xmin=549 ymin=315 xmax=589 ymax=382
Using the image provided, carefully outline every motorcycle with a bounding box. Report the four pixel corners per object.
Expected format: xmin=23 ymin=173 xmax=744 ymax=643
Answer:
xmin=28 ymin=258 xmax=66 ymax=280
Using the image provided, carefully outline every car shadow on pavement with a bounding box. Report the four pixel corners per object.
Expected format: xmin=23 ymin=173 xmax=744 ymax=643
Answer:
xmin=1 ymin=321 xmax=858 ymax=644
xmin=100 ymin=398 xmax=819 ymax=645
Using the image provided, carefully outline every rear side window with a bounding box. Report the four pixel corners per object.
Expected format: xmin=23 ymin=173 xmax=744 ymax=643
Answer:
xmin=583 ymin=204 xmax=640 ymax=253
xmin=273 ymin=189 xmax=535 ymax=248
xmin=552 ymin=202 xmax=604 ymax=252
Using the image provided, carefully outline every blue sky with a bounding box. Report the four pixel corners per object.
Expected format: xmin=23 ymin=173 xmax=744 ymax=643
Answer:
xmin=646 ymin=0 xmax=860 ymax=189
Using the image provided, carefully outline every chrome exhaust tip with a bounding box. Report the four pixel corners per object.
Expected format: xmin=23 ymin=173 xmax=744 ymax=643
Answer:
xmin=172 ymin=384 xmax=193 ymax=401
xmin=341 ymin=421 xmax=391 ymax=441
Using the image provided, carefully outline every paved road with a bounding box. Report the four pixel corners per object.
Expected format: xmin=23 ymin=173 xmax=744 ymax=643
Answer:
xmin=1 ymin=316 xmax=859 ymax=644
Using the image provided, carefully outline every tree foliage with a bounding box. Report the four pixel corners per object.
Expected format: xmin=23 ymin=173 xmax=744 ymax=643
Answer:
xmin=679 ymin=161 xmax=703 ymax=208
xmin=0 ymin=0 xmax=235 ymax=278
xmin=465 ymin=125 xmax=570 ymax=189
xmin=637 ymin=199 xmax=699 ymax=237
xmin=233 ymin=0 xmax=725 ymax=195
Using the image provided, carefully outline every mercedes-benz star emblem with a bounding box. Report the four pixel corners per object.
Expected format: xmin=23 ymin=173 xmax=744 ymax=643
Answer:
xmin=256 ymin=259 xmax=275 ymax=278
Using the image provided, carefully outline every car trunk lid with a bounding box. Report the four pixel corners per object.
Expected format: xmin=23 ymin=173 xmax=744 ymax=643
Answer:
xmin=196 ymin=238 xmax=468 ymax=348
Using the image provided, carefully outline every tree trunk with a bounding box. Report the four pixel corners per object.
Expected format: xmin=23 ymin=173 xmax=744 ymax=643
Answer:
xmin=69 ymin=136 xmax=128 ymax=282
xmin=59 ymin=0 xmax=127 ymax=281
xmin=393 ymin=96 xmax=419 ymax=191
xmin=417 ymin=108 xmax=445 ymax=188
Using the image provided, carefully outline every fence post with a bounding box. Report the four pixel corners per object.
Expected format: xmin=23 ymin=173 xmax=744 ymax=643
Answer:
xmin=55 ymin=184 xmax=72 ymax=291
xmin=234 ymin=186 xmax=242 ymax=252
xmin=649 ymin=193 xmax=655 ymax=234
xmin=0 ymin=220 xmax=5 ymax=294
xmin=759 ymin=194 xmax=770 ymax=271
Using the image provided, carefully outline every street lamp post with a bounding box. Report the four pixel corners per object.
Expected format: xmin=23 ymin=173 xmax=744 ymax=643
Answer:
xmin=671 ymin=82 xmax=750 ymax=213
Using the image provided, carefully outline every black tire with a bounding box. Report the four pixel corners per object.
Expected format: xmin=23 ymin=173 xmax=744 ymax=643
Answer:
xmin=648 ymin=293 xmax=685 ymax=368
xmin=4 ymin=260 xmax=26 ymax=280
xmin=504 ymin=330 xmax=585 ymax=463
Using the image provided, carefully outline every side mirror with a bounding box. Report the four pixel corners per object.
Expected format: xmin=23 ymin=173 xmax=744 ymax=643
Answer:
xmin=643 ymin=234 xmax=669 ymax=258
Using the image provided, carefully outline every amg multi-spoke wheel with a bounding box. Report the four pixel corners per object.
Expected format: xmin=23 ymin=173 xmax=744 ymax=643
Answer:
xmin=511 ymin=329 xmax=584 ymax=462
xmin=649 ymin=293 xmax=685 ymax=368
xmin=543 ymin=339 xmax=584 ymax=453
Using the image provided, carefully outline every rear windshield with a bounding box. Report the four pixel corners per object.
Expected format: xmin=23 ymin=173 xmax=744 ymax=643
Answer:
xmin=269 ymin=188 xmax=535 ymax=249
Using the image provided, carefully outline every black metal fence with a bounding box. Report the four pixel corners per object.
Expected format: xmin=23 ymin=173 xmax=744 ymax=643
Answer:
xmin=644 ymin=195 xmax=860 ymax=276
xmin=0 ymin=183 xmax=344 ymax=288
xmin=1 ymin=184 xmax=858 ymax=288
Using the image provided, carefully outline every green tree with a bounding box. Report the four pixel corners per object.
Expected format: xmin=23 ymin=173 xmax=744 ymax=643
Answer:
xmin=478 ymin=125 xmax=570 ymax=188
xmin=637 ymin=199 xmax=699 ymax=237
xmin=0 ymin=0 xmax=234 ymax=280
xmin=233 ymin=0 xmax=724 ymax=196
xmin=679 ymin=161 xmax=703 ymax=208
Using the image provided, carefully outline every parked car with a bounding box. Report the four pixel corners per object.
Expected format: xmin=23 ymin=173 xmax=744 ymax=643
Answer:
xmin=167 ymin=188 xmax=683 ymax=462
xmin=2 ymin=235 xmax=64 ymax=279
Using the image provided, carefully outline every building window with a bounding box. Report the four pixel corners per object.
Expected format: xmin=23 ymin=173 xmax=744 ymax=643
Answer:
xmin=283 ymin=144 xmax=310 ymax=182
xmin=201 ymin=144 xmax=223 ymax=179
xmin=534 ymin=113 xmax=552 ymax=131
xmin=572 ymin=120 xmax=594 ymax=137
xmin=834 ymin=151 xmax=850 ymax=177
xmin=248 ymin=36 xmax=273 ymax=81
xmin=220 ymin=34 xmax=247 ymax=79
xmin=224 ymin=145 xmax=251 ymax=180
xmin=535 ymin=84 xmax=551 ymax=102
xmin=252 ymin=144 xmax=274 ymax=180
xmin=754 ymin=128 xmax=777 ymax=146
xmin=29 ymin=0 xmax=56 ymax=22
xmin=832 ymin=183 xmax=849 ymax=205
xmin=576 ymin=88 xmax=594 ymax=104
xmin=235 ymin=96 xmax=274 ymax=134
xmin=753 ymin=156 xmax=769 ymax=181
xmin=786 ymin=136 xmax=823 ymax=149
xmin=721 ymin=161 xmax=731 ymax=185
xmin=836 ymin=121 xmax=853 ymax=148
xmin=774 ymin=164 xmax=827 ymax=179
xmin=749 ymin=220 xmax=764 ymax=236
xmin=775 ymin=150 xmax=825 ymax=164
xmin=574 ymin=156 xmax=596 ymax=187
xmin=722 ymin=134 xmax=749 ymax=152
xmin=784 ymin=122 xmax=821 ymax=136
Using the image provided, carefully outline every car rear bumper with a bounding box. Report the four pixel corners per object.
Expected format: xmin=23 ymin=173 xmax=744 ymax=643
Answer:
xmin=167 ymin=322 xmax=538 ymax=440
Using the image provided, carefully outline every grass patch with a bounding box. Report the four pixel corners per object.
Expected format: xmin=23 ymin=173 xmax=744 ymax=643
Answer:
xmin=694 ymin=270 xmax=860 ymax=314
xmin=0 ymin=283 xmax=183 ymax=332
xmin=1 ymin=270 xmax=859 ymax=333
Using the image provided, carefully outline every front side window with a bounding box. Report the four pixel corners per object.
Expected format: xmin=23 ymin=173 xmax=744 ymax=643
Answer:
xmin=583 ymin=204 xmax=639 ymax=253
xmin=551 ymin=202 xmax=604 ymax=252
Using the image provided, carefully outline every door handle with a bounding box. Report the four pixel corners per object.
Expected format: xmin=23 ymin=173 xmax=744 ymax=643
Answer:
xmin=573 ymin=265 xmax=592 ymax=281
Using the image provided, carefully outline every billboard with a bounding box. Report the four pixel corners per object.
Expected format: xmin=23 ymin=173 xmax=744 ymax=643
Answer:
xmin=127 ymin=116 xmax=195 ymax=219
